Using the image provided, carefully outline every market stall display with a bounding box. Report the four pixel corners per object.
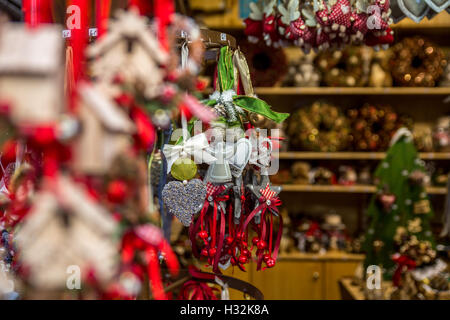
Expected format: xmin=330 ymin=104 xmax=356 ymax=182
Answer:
xmin=0 ymin=0 xmax=448 ymax=302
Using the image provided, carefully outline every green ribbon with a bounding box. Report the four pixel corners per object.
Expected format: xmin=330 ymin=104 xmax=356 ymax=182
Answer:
xmin=205 ymin=46 xmax=289 ymax=125
xmin=234 ymin=96 xmax=289 ymax=124
xmin=218 ymin=46 xmax=235 ymax=92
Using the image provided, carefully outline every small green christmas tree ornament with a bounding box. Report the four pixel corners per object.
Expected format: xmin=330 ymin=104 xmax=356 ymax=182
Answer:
xmin=363 ymin=128 xmax=435 ymax=279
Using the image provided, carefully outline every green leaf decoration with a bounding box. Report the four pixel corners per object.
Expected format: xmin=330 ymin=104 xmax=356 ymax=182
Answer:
xmin=204 ymin=46 xmax=290 ymax=125
xmin=234 ymin=96 xmax=290 ymax=124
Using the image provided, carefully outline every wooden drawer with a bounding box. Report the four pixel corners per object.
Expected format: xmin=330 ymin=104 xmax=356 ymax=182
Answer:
xmin=250 ymin=260 xmax=324 ymax=300
xmin=324 ymin=261 xmax=362 ymax=300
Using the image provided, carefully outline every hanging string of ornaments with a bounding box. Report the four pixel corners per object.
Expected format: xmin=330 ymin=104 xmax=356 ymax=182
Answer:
xmin=0 ymin=0 xmax=289 ymax=300
xmin=244 ymin=0 xmax=394 ymax=52
xmin=161 ymin=44 xmax=290 ymax=274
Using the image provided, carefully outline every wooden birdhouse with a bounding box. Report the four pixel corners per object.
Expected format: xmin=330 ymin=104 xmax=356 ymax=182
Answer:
xmin=0 ymin=23 xmax=64 ymax=125
xmin=87 ymin=9 xmax=168 ymax=99
xmin=73 ymin=82 xmax=136 ymax=175
xmin=15 ymin=175 xmax=118 ymax=290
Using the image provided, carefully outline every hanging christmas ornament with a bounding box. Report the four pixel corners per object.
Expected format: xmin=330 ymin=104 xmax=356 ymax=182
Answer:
xmin=243 ymin=174 xmax=283 ymax=270
xmin=162 ymin=179 xmax=207 ymax=226
xmin=396 ymin=0 xmax=430 ymax=23
xmin=413 ymin=199 xmax=431 ymax=214
xmin=409 ymin=170 xmax=430 ymax=187
xmin=244 ymin=0 xmax=265 ymax=43
xmin=433 ymin=116 xmax=450 ymax=152
xmin=378 ymin=192 xmax=397 ymax=212
xmin=277 ymin=0 xmax=301 ymax=41
xmin=163 ymin=133 xmax=217 ymax=181
xmin=373 ymin=239 xmax=385 ymax=253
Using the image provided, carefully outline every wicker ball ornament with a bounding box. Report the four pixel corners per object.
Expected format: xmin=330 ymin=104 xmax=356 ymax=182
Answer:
xmin=287 ymin=102 xmax=350 ymax=152
xmin=390 ymin=37 xmax=445 ymax=87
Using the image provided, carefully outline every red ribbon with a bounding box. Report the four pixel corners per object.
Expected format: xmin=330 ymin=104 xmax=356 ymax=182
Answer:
xmin=189 ymin=195 xmax=229 ymax=274
xmin=238 ymin=197 xmax=282 ymax=270
xmin=121 ymin=226 xmax=179 ymax=300
xmin=392 ymin=254 xmax=416 ymax=287
xmin=178 ymin=266 xmax=222 ymax=300
xmin=212 ymin=197 xmax=227 ymax=274
xmin=179 ymin=280 xmax=219 ymax=300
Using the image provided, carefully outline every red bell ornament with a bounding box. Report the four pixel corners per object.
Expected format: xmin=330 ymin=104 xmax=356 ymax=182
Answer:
xmin=266 ymin=258 xmax=275 ymax=268
xmin=257 ymin=240 xmax=267 ymax=250
xmin=198 ymin=230 xmax=208 ymax=239
xmin=236 ymin=232 xmax=244 ymax=240
xmin=208 ymin=248 xmax=217 ymax=257
xmin=238 ymin=255 xmax=248 ymax=264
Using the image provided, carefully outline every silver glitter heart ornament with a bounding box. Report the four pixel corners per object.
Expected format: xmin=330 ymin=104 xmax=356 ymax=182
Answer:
xmin=162 ymin=179 xmax=207 ymax=227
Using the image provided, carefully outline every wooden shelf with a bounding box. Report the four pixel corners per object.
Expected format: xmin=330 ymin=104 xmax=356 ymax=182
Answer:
xmin=278 ymin=252 xmax=365 ymax=261
xmin=277 ymin=152 xmax=450 ymax=160
xmin=254 ymin=87 xmax=450 ymax=96
xmin=281 ymin=184 xmax=447 ymax=195
xmin=201 ymin=12 xmax=450 ymax=30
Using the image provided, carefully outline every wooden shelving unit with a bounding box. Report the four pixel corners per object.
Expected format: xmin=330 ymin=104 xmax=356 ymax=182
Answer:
xmin=281 ymin=184 xmax=447 ymax=195
xmin=276 ymin=152 xmax=450 ymax=160
xmin=277 ymin=251 xmax=365 ymax=261
xmin=200 ymin=11 xmax=450 ymax=30
xmin=254 ymin=87 xmax=450 ymax=96
xmin=199 ymin=9 xmax=450 ymax=30
xmin=195 ymin=4 xmax=450 ymax=300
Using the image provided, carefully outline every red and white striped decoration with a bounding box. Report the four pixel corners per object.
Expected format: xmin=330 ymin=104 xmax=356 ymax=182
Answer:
xmin=259 ymin=183 xmax=277 ymax=201
xmin=206 ymin=182 xmax=226 ymax=198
